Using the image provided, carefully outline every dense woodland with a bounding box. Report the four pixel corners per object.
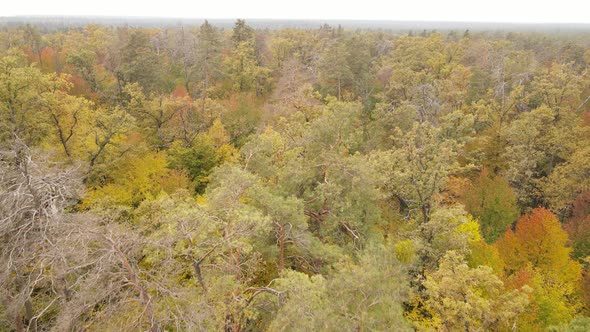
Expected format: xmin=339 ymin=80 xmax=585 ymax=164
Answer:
xmin=1 ymin=20 xmax=590 ymax=331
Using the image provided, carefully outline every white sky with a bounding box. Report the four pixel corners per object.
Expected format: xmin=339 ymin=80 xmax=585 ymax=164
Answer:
xmin=2 ymin=0 xmax=590 ymax=23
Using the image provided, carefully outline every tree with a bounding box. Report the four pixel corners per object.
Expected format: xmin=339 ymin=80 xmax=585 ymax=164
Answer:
xmin=497 ymin=208 xmax=580 ymax=276
xmin=527 ymin=62 xmax=587 ymax=111
xmin=345 ymin=33 xmax=376 ymax=106
xmin=318 ymin=40 xmax=353 ymax=100
xmin=40 ymin=79 xmax=94 ymax=160
xmin=462 ymin=168 xmax=520 ymax=243
xmin=416 ymin=205 xmax=492 ymax=271
xmin=167 ymin=135 xmax=221 ymax=194
xmin=85 ymin=105 xmax=135 ymax=176
xmin=273 ymin=99 xmax=384 ymax=249
xmin=231 ymin=19 xmax=255 ymax=46
xmin=0 ymin=51 xmax=95 ymax=161
xmin=379 ymin=122 xmax=462 ymax=223
xmin=22 ymin=24 xmax=44 ymax=65
xmin=544 ymin=146 xmax=590 ymax=215
xmin=223 ymin=20 xmax=273 ymax=96
xmin=66 ymin=49 xmax=99 ymax=93
xmin=564 ymin=192 xmax=590 ymax=260
xmin=269 ymin=36 xmax=294 ymax=70
xmin=0 ymin=52 xmax=52 ymax=146
xmin=195 ymin=20 xmax=222 ymax=100
xmin=224 ymin=40 xmax=271 ymax=95
xmin=269 ymin=245 xmax=412 ymax=331
xmin=124 ymin=83 xmax=186 ymax=148
xmin=503 ymin=105 xmax=585 ymax=209
xmin=82 ymin=151 xmax=173 ymax=208
xmin=116 ymin=29 xmax=162 ymax=94
xmin=422 ymin=251 xmax=530 ymax=331
xmin=550 ymin=317 xmax=590 ymax=332
xmin=496 ymin=208 xmax=584 ymax=327
xmin=169 ymin=25 xmax=198 ymax=94
xmin=250 ymin=187 xmax=306 ymax=274
xmin=0 ymin=141 xmax=83 ymax=331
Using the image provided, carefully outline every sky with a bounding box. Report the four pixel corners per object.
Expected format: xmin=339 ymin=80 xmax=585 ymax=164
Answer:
xmin=2 ymin=0 xmax=590 ymax=24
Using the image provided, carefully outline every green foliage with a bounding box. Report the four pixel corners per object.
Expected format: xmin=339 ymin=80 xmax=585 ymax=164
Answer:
xmin=224 ymin=41 xmax=272 ymax=95
xmin=545 ymin=146 xmax=590 ymax=214
xmin=2 ymin=21 xmax=590 ymax=332
xmin=417 ymin=205 xmax=481 ymax=269
xmin=231 ymin=19 xmax=255 ymax=46
xmin=167 ymin=136 xmax=220 ymax=193
xmin=116 ymin=29 xmax=163 ymax=93
xmin=462 ymin=168 xmax=520 ymax=242
xmin=0 ymin=51 xmax=55 ymax=145
xmin=66 ymin=49 xmax=99 ymax=92
xmin=377 ymin=122 xmax=463 ymax=223
xmin=270 ymin=245 xmax=412 ymax=331
xmin=550 ymin=317 xmax=590 ymax=332
xmin=318 ymin=40 xmax=353 ymax=99
xmin=194 ymin=20 xmax=223 ymax=96
xmin=565 ymin=192 xmax=590 ymax=260
xmin=221 ymin=95 xmax=263 ymax=144
xmin=503 ymin=104 xmax=586 ymax=208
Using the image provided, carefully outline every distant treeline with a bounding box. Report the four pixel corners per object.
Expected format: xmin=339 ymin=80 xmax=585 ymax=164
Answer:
xmin=2 ymin=15 xmax=590 ymax=32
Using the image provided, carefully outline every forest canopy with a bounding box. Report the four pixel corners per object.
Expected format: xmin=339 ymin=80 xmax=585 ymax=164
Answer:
xmin=0 ymin=20 xmax=589 ymax=331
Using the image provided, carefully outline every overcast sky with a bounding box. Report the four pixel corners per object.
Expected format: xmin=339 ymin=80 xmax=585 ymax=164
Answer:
xmin=3 ymin=0 xmax=590 ymax=23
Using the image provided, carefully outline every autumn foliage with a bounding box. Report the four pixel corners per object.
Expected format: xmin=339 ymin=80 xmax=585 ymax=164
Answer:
xmin=565 ymin=192 xmax=590 ymax=259
xmin=1 ymin=20 xmax=590 ymax=331
xmin=496 ymin=208 xmax=583 ymax=327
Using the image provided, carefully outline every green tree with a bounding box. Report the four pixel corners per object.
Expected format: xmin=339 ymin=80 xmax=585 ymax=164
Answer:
xmin=378 ymin=122 xmax=463 ymax=223
xmin=564 ymin=192 xmax=590 ymax=260
xmin=224 ymin=41 xmax=271 ymax=95
xmin=250 ymin=187 xmax=306 ymax=274
xmin=116 ymin=29 xmax=162 ymax=94
xmin=167 ymin=136 xmax=220 ymax=194
xmin=462 ymin=168 xmax=520 ymax=243
xmin=195 ymin=20 xmax=222 ymax=100
xmin=269 ymin=245 xmax=412 ymax=331
xmin=318 ymin=40 xmax=353 ymax=100
xmin=66 ymin=49 xmax=99 ymax=92
xmin=124 ymin=83 xmax=186 ymax=148
xmin=544 ymin=146 xmax=590 ymax=215
xmin=231 ymin=19 xmax=255 ymax=46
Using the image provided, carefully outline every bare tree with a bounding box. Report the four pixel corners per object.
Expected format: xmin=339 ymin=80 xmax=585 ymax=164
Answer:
xmin=0 ymin=137 xmax=83 ymax=331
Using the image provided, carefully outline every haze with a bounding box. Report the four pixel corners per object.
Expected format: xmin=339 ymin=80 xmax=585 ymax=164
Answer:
xmin=3 ymin=0 xmax=590 ymax=23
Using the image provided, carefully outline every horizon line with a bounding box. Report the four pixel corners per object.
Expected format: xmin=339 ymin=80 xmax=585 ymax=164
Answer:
xmin=2 ymin=15 xmax=590 ymax=26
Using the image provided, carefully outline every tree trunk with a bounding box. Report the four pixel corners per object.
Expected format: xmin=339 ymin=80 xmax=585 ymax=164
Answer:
xmin=232 ymin=249 xmax=241 ymax=281
xmin=192 ymin=261 xmax=207 ymax=293
xmin=202 ymin=70 xmax=209 ymax=114
xmin=15 ymin=314 xmax=24 ymax=332
xmin=278 ymin=223 xmax=285 ymax=274
xmin=25 ymin=299 xmax=36 ymax=332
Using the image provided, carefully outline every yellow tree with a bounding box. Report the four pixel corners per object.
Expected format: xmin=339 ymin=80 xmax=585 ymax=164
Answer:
xmin=422 ymin=251 xmax=530 ymax=331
